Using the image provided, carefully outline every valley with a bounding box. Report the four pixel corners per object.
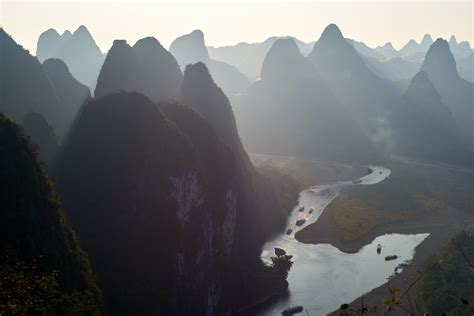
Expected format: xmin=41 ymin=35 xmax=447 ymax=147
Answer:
xmin=1 ymin=3 xmax=473 ymax=314
xmin=252 ymin=155 xmax=474 ymax=315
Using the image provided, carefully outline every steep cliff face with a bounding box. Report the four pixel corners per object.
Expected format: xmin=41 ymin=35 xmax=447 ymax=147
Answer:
xmin=54 ymin=92 xmax=243 ymax=314
xmin=0 ymin=114 xmax=102 ymax=314
xmin=95 ymin=38 xmax=182 ymax=101
xmin=179 ymin=62 xmax=294 ymax=248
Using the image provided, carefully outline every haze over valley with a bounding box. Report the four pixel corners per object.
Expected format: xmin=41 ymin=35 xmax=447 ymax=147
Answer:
xmin=0 ymin=2 xmax=473 ymax=315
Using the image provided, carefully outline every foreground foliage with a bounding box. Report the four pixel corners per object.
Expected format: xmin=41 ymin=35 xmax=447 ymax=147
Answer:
xmin=419 ymin=231 xmax=474 ymax=314
xmin=0 ymin=114 xmax=102 ymax=314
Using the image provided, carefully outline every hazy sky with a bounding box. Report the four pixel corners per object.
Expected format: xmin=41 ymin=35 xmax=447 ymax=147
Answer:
xmin=1 ymin=0 xmax=472 ymax=54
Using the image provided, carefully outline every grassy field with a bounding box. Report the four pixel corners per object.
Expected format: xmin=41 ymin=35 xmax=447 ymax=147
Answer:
xmin=250 ymin=154 xmax=364 ymax=188
xmin=297 ymin=161 xmax=474 ymax=245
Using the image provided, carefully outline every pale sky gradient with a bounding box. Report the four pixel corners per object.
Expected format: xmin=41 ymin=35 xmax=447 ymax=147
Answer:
xmin=1 ymin=0 xmax=472 ymax=54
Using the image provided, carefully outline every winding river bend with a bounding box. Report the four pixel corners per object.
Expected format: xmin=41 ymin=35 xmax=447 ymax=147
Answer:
xmin=259 ymin=166 xmax=429 ymax=315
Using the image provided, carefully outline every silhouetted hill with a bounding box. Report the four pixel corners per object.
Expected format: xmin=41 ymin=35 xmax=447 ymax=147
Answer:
xmin=180 ymin=62 xmax=250 ymax=167
xmin=132 ymin=37 xmax=183 ymax=100
xmin=0 ymin=29 xmax=62 ymax=130
xmin=390 ymin=72 xmax=473 ymax=166
xmin=36 ymin=28 xmax=63 ymax=62
xmin=308 ymin=24 xmax=398 ymax=140
xmin=420 ymin=38 xmax=474 ymax=145
xmin=54 ymin=92 xmax=291 ymax=313
xmin=347 ymin=39 xmax=385 ymax=61
xmin=94 ymin=40 xmax=138 ymax=97
xmin=399 ymin=34 xmax=433 ymax=57
xmin=169 ymin=30 xmax=209 ymax=68
xmin=366 ymin=56 xmax=419 ymax=81
xmin=42 ymin=58 xmax=91 ymax=139
xmin=36 ymin=26 xmax=104 ymax=90
xmin=234 ymin=37 xmax=376 ymax=163
xmin=405 ymin=72 xmax=459 ymax=130
xmin=95 ymin=38 xmax=182 ymax=100
xmin=375 ymin=42 xmax=399 ymax=60
xmin=398 ymin=34 xmax=472 ymax=64
xmin=0 ymin=114 xmax=101 ymax=313
xmin=449 ymin=35 xmax=473 ymax=58
xmin=307 ymin=24 xmax=472 ymax=165
xmin=457 ymin=53 xmax=473 ymax=82
xmin=169 ymin=30 xmax=250 ymax=97
xmin=55 ymin=92 xmax=232 ymax=313
xmin=208 ymin=36 xmax=314 ymax=79
xmin=22 ymin=112 xmax=59 ymax=167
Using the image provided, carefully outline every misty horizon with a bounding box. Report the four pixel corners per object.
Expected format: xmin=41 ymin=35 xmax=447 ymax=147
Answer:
xmin=0 ymin=1 xmax=473 ymax=315
xmin=2 ymin=1 xmax=473 ymax=53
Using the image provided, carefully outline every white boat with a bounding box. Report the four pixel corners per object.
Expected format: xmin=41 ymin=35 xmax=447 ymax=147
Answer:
xmin=282 ymin=305 xmax=303 ymax=315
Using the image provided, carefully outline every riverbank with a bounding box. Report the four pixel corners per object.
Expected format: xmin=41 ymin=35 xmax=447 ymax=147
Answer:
xmin=329 ymin=221 xmax=470 ymax=315
xmin=253 ymin=156 xmax=473 ymax=315
xmin=291 ymin=160 xmax=474 ymax=315
xmin=250 ymin=153 xmax=367 ymax=188
xmin=296 ymin=161 xmax=473 ymax=253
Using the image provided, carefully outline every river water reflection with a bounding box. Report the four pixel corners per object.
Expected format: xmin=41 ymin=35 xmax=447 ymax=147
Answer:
xmin=259 ymin=166 xmax=429 ymax=315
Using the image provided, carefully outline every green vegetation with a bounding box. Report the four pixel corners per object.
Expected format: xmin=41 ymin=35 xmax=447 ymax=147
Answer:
xmin=0 ymin=261 xmax=98 ymax=314
xmin=251 ymin=154 xmax=363 ymax=188
xmin=303 ymin=162 xmax=474 ymax=244
xmin=419 ymin=231 xmax=474 ymax=314
xmin=256 ymin=165 xmax=301 ymax=213
xmin=0 ymin=114 xmax=102 ymax=314
xmin=271 ymin=255 xmax=294 ymax=279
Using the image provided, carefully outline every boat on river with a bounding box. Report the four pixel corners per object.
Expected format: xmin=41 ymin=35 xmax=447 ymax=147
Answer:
xmin=281 ymin=305 xmax=303 ymax=315
xmin=286 ymin=228 xmax=293 ymax=235
xmin=295 ymin=219 xmax=306 ymax=226
xmin=385 ymin=255 xmax=398 ymax=261
xmin=308 ymin=208 xmax=314 ymax=214
xmin=377 ymin=244 xmax=382 ymax=254
xmin=352 ymin=179 xmax=362 ymax=184
xmin=299 ymin=206 xmax=304 ymax=212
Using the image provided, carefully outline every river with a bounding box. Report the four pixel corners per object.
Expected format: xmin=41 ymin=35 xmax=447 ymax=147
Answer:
xmin=259 ymin=166 xmax=429 ymax=315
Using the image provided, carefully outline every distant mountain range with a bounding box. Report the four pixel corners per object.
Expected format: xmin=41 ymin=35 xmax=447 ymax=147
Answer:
xmin=209 ymin=32 xmax=473 ymax=83
xmin=234 ymin=36 xmax=377 ymax=163
xmin=234 ymin=24 xmax=473 ymax=166
xmin=95 ymin=37 xmax=182 ymax=101
xmin=169 ymin=30 xmax=250 ymax=97
xmin=36 ymin=26 xmax=104 ymax=91
xmin=34 ymin=26 xmax=474 ymax=89
xmin=0 ymin=28 xmax=90 ymax=143
xmin=1 ymin=21 xmax=473 ymax=314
